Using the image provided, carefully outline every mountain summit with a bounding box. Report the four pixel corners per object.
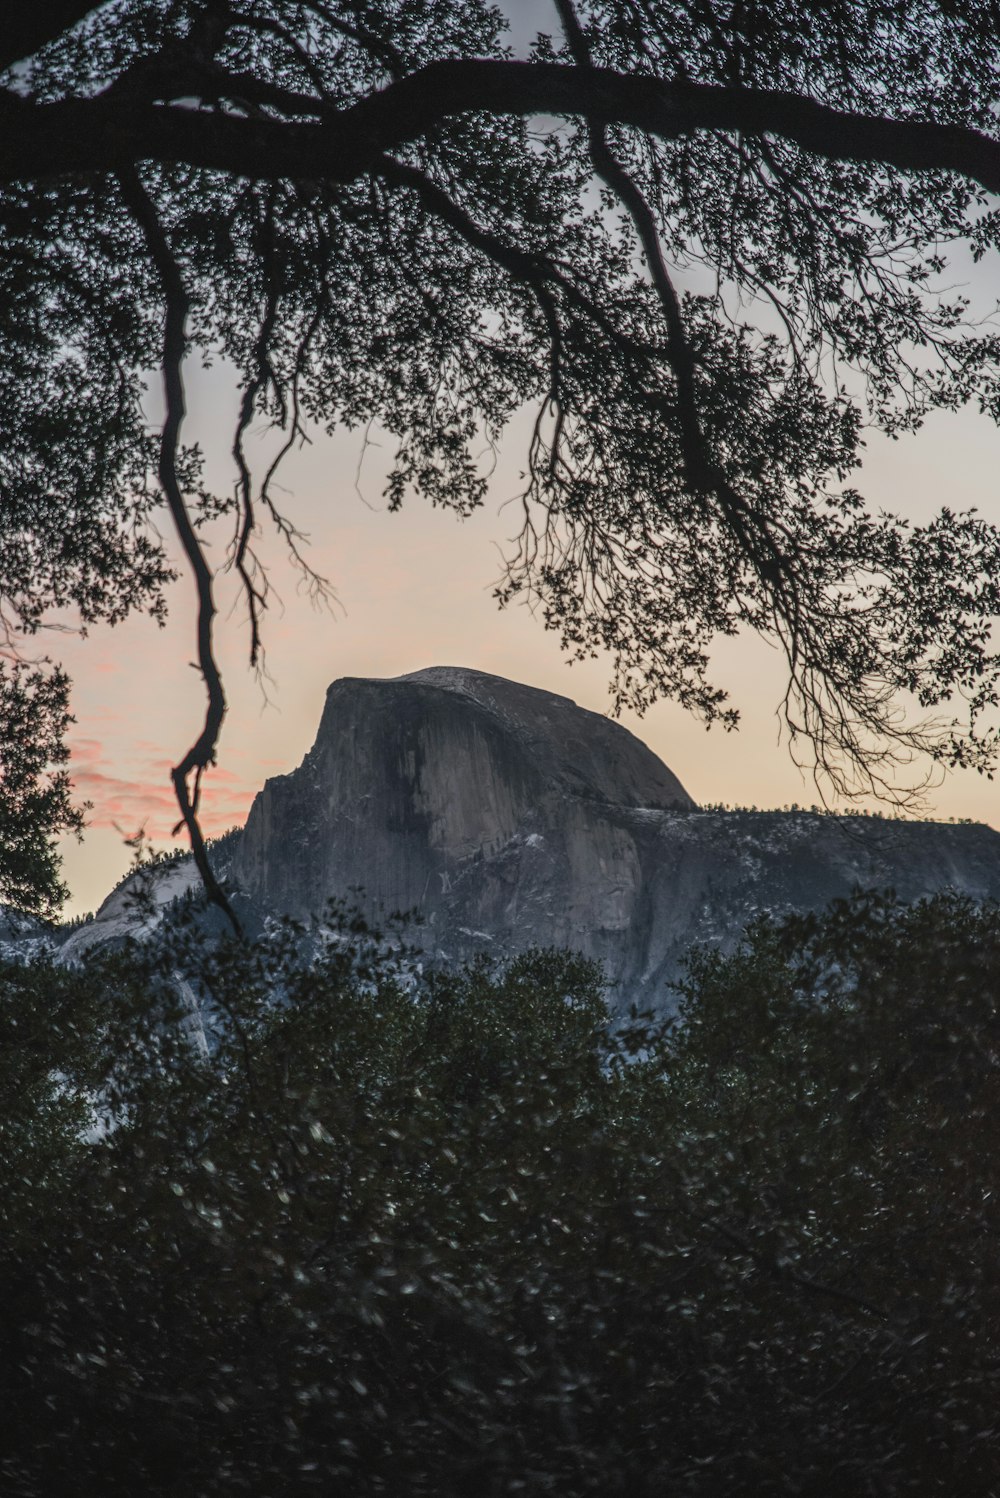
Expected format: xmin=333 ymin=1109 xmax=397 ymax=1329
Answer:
xmin=234 ymin=667 xmax=693 ymax=975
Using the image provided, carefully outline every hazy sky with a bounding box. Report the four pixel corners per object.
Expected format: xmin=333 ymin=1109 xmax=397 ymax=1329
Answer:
xmin=47 ymin=0 xmax=1000 ymax=915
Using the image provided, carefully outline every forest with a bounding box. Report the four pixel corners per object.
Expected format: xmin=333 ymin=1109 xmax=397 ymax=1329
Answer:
xmin=4 ymin=892 xmax=999 ymax=1494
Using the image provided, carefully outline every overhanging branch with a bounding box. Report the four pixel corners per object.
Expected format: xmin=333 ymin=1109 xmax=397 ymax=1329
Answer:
xmin=555 ymin=0 xmax=801 ymax=608
xmin=3 ymin=59 xmax=998 ymax=197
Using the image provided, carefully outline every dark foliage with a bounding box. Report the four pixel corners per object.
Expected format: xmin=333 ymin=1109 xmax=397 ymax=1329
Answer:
xmin=3 ymin=895 xmax=999 ymax=1494
xmin=0 ymin=664 xmax=86 ymax=918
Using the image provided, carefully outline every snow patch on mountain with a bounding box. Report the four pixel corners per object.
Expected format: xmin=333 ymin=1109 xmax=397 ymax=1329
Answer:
xmin=58 ymin=859 xmax=201 ymax=963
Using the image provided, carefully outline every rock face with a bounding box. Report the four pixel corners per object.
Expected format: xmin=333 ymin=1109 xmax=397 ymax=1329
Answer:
xmin=234 ymin=667 xmax=693 ymax=980
xmin=53 ymin=829 xmax=247 ymax=966
xmin=233 ymin=667 xmax=1000 ymax=1008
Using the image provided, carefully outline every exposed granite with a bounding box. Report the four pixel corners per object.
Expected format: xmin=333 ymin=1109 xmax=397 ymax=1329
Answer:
xmin=232 ymin=668 xmax=1000 ymax=1009
xmin=233 ymin=668 xmax=693 ymax=922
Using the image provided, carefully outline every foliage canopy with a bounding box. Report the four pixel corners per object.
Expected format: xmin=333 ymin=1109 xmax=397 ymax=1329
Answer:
xmin=3 ymin=894 xmax=1000 ymax=1493
xmin=4 ymin=1 xmax=1000 ymax=907
xmin=0 ymin=665 xmax=86 ymax=917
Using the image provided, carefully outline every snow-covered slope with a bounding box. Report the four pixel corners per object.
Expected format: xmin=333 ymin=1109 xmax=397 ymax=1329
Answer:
xmin=58 ymin=857 xmax=202 ymax=963
xmin=0 ymin=907 xmax=56 ymax=964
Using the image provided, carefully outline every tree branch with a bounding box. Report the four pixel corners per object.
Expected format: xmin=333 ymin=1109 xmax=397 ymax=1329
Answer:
xmin=3 ymin=60 xmax=998 ymax=197
xmin=117 ymin=166 xmax=240 ymax=936
xmin=554 ymin=0 xmax=803 ymax=657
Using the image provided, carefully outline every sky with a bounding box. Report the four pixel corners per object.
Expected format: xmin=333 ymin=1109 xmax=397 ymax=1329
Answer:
xmin=45 ymin=0 xmax=1000 ymax=916
xmin=52 ymin=367 xmax=1000 ymax=917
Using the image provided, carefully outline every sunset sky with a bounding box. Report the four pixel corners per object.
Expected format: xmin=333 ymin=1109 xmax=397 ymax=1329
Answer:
xmin=53 ymin=355 xmax=1000 ymax=917
xmin=43 ymin=0 xmax=1000 ymax=917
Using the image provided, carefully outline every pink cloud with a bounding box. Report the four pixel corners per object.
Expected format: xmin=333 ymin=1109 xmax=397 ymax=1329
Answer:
xmin=67 ymin=733 xmax=256 ymax=840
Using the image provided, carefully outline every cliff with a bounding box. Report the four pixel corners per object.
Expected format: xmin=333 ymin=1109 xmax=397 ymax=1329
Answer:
xmin=232 ymin=668 xmax=1000 ymax=1007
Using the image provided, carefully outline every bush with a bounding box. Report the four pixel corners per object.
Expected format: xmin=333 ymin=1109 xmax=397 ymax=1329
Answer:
xmin=2 ymin=895 xmax=999 ymax=1494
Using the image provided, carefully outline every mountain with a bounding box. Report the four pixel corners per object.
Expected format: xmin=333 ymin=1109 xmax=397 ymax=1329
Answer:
xmin=56 ymin=829 xmax=247 ymax=966
xmin=0 ymin=906 xmax=56 ymax=964
xmin=47 ymin=667 xmax=1000 ymax=1009
xmin=58 ymin=856 xmax=204 ymax=963
xmin=228 ymin=667 xmax=1000 ymax=1007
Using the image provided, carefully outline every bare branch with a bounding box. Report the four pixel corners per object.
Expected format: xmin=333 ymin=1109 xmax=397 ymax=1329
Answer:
xmin=117 ymin=166 xmax=240 ymax=935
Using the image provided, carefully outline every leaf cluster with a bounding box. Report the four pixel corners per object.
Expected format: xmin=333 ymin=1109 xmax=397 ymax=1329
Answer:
xmin=0 ymin=662 xmax=86 ymax=918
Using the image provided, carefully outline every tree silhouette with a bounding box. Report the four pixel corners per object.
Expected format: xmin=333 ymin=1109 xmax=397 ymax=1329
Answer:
xmin=3 ymin=0 xmax=1000 ymax=910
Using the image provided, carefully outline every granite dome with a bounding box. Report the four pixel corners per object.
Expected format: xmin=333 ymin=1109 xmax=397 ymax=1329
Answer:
xmin=232 ymin=668 xmax=1000 ymax=1006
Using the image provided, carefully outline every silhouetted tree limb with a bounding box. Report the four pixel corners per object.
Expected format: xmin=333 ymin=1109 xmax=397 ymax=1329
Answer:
xmin=117 ymin=166 xmax=239 ymax=933
xmin=3 ymin=62 xmax=1000 ymax=195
